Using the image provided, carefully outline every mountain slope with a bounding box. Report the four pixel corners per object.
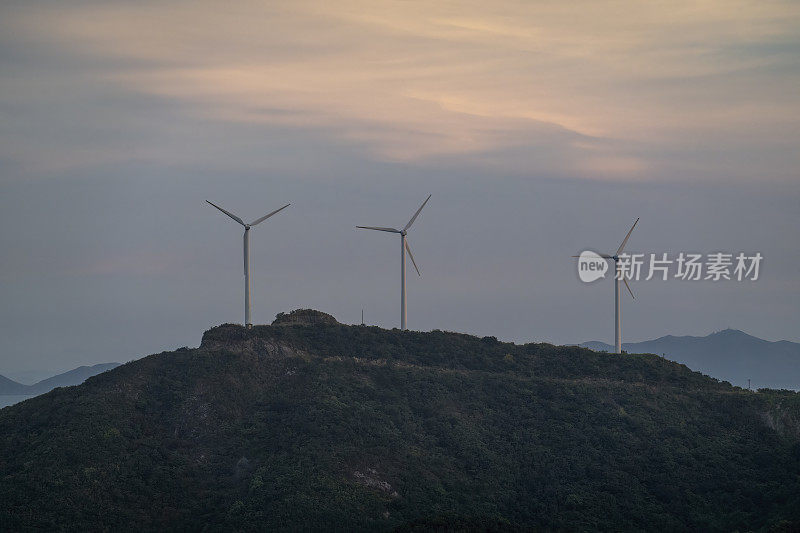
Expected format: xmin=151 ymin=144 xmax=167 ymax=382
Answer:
xmin=580 ymin=329 xmax=800 ymax=390
xmin=1 ymin=311 xmax=799 ymax=531
xmin=0 ymin=375 xmax=28 ymax=395
xmin=1 ymin=363 xmax=121 ymax=400
xmin=26 ymin=363 xmax=121 ymax=395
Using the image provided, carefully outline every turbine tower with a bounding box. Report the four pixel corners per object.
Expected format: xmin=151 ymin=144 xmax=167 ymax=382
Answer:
xmin=206 ymin=200 xmax=290 ymax=329
xmin=357 ymin=194 xmax=431 ymax=330
xmin=577 ymin=218 xmax=639 ymax=354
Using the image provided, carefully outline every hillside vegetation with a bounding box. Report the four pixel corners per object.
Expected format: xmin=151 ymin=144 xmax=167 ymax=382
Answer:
xmin=1 ymin=310 xmax=799 ymax=531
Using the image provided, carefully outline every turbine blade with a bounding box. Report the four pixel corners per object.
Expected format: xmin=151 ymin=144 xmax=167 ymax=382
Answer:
xmin=405 ymin=239 xmax=421 ymax=276
xmin=250 ymin=203 xmax=290 ymax=226
xmin=616 ymin=217 xmax=639 ymax=255
xmin=571 ymin=253 xmax=613 ymax=258
xmin=356 ymin=226 xmax=401 ymax=233
xmin=623 ymin=277 xmax=635 ymax=299
xmin=403 ymin=194 xmax=431 ymax=232
xmin=206 ymin=200 xmax=245 ymax=226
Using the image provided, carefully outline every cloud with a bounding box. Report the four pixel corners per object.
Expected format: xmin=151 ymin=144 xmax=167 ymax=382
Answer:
xmin=0 ymin=0 xmax=798 ymax=180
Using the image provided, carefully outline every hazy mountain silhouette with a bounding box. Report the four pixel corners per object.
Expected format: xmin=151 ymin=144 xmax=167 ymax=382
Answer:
xmin=580 ymin=329 xmax=800 ymax=390
xmin=0 ymin=363 xmax=120 ymax=396
xmin=1 ymin=310 xmax=798 ymax=530
xmin=0 ymin=375 xmax=29 ymax=395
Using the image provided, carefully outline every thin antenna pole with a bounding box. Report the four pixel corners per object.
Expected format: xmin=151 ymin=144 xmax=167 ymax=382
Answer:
xmin=361 ymin=309 xmax=364 ymax=326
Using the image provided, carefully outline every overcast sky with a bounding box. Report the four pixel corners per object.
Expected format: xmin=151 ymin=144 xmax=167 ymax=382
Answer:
xmin=1 ymin=0 xmax=798 ymax=376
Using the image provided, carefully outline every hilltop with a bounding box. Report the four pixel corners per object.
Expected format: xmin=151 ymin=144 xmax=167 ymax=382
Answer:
xmin=580 ymin=329 xmax=800 ymax=390
xmin=1 ymin=310 xmax=799 ymax=531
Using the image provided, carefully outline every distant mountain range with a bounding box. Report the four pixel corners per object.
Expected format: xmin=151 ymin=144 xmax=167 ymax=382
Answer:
xmin=0 ymin=375 xmax=29 ymax=395
xmin=580 ymin=329 xmax=800 ymax=390
xmin=0 ymin=363 xmax=121 ymax=397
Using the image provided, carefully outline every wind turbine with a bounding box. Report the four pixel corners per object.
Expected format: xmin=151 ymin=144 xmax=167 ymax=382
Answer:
xmin=206 ymin=200 xmax=290 ymax=329
xmin=577 ymin=218 xmax=639 ymax=354
xmin=357 ymin=194 xmax=431 ymax=330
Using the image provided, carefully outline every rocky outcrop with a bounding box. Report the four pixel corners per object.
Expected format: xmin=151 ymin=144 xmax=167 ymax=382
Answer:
xmin=199 ymin=326 xmax=308 ymax=359
xmin=352 ymin=468 xmax=398 ymax=498
xmin=761 ymin=404 xmax=800 ymax=441
xmin=271 ymin=309 xmax=339 ymax=326
xmin=199 ymin=310 xmax=339 ymax=352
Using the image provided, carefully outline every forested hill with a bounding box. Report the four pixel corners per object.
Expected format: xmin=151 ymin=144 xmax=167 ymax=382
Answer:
xmin=1 ymin=309 xmax=799 ymax=531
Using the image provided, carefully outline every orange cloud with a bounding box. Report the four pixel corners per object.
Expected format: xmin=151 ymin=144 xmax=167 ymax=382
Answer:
xmin=3 ymin=0 xmax=799 ymax=180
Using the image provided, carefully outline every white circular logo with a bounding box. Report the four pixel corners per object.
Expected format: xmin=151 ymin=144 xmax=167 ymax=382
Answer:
xmin=577 ymin=251 xmax=609 ymax=282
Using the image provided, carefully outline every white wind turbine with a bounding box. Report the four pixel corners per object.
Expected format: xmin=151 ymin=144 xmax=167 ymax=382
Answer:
xmin=357 ymin=194 xmax=431 ymax=330
xmin=577 ymin=218 xmax=639 ymax=354
xmin=207 ymin=200 xmax=290 ymax=329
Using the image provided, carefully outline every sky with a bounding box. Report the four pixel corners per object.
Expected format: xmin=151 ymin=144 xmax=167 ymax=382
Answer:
xmin=0 ymin=0 xmax=798 ymax=377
